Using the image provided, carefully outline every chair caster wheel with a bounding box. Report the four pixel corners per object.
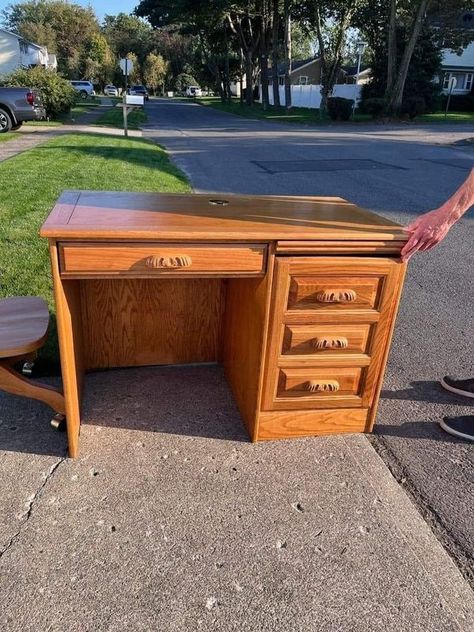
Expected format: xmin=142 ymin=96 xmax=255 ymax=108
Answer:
xmin=51 ymin=413 xmax=66 ymax=431
xmin=22 ymin=361 xmax=35 ymax=376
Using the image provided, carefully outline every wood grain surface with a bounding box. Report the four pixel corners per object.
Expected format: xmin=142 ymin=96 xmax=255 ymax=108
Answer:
xmin=41 ymin=191 xmax=408 ymax=243
xmin=0 ymin=296 xmax=49 ymax=358
xmin=80 ymin=279 xmax=225 ymax=369
xmin=60 ymin=242 xmax=267 ymax=278
xmin=257 ymin=408 xmax=369 ymax=439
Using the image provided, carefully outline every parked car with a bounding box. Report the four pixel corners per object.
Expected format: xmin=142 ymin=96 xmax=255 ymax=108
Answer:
xmin=0 ymin=87 xmax=46 ymax=133
xmin=104 ymin=85 xmax=118 ymax=97
xmin=69 ymin=80 xmax=95 ymax=99
xmin=186 ymin=86 xmax=202 ymax=97
xmin=127 ymin=85 xmax=149 ymax=101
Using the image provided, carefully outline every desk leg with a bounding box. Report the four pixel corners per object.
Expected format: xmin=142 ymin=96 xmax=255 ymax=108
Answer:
xmin=50 ymin=242 xmax=84 ymax=458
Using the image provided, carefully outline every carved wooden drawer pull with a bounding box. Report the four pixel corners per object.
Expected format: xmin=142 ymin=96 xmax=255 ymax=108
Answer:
xmin=145 ymin=255 xmax=192 ymax=269
xmin=306 ymin=380 xmax=340 ymax=393
xmin=312 ymin=337 xmax=348 ymax=350
xmin=316 ymin=289 xmax=357 ymax=303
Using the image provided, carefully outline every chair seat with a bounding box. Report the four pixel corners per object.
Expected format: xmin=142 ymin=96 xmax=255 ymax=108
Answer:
xmin=0 ymin=297 xmax=49 ymax=359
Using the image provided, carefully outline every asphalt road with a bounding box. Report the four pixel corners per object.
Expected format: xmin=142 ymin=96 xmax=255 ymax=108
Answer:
xmin=143 ymin=98 xmax=474 ymax=579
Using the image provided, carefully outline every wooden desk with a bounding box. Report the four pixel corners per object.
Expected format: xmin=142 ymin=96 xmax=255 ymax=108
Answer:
xmin=41 ymin=191 xmax=407 ymax=458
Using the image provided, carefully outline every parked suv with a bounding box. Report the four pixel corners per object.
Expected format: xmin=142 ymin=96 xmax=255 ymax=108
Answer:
xmin=70 ymin=80 xmax=95 ymax=99
xmin=0 ymin=87 xmax=46 ymax=132
xmin=127 ymin=85 xmax=149 ymax=101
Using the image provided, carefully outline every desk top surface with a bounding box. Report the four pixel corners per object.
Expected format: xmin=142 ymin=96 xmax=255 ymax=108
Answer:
xmin=41 ymin=190 xmax=407 ymax=242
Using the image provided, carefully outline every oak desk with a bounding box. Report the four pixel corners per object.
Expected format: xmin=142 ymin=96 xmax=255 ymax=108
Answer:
xmin=41 ymin=191 xmax=408 ymax=458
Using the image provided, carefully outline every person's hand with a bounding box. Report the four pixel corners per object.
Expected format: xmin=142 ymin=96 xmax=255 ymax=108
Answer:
xmin=401 ymin=207 xmax=454 ymax=262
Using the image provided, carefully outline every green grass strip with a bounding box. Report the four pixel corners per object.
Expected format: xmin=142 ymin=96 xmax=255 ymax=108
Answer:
xmin=94 ymin=107 xmax=148 ymax=129
xmin=0 ymin=132 xmax=189 ymax=368
xmin=0 ymin=132 xmax=16 ymax=142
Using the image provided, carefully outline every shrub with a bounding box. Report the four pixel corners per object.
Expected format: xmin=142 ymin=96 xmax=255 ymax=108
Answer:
xmin=400 ymin=96 xmax=426 ymax=119
xmin=174 ymin=72 xmax=199 ymax=95
xmin=440 ymin=93 xmax=474 ymax=112
xmin=360 ymin=97 xmax=387 ymax=118
xmin=1 ymin=66 xmax=76 ymax=117
xmin=327 ymin=97 xmax=354 ymax=121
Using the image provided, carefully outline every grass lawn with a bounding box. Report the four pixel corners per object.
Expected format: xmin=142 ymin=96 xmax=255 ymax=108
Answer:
xmin=196 ymin=97 xmax=474 ymax=126
xmin=24 ymin=103 xmax=103 ymax=128
xmin=0 ymin=132 xmax=15 ymax=142
xmin=94 ymin=106 xmax=147 ymax=129
xmin=417 ymin=111 xmax=474 ymax=123
xmin=195 ymin=96 xmax=372 ymax=124
xmin=0 ymin=132 xmax=189 ymax=369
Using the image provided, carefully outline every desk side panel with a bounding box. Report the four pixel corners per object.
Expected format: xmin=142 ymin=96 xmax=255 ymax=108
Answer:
xmin=223 ymin=251 xmax=275 ymax=440
xmin=49 ymin=241 xmax=85 ymax=458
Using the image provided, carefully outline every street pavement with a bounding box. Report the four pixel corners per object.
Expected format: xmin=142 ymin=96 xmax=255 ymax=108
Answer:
xmin=143 ymin=99 xmax=474 ymax=580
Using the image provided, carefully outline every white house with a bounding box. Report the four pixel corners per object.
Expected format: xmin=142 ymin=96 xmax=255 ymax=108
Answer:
xmin=0 ymin=28 xmax=57 ymax=76
xmin=440 ymin=41 xmax=474 ymax=94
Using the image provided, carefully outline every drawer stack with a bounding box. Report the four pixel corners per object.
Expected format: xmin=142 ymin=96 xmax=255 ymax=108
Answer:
xmin=260 ymin=256 xmax=405 ymax=438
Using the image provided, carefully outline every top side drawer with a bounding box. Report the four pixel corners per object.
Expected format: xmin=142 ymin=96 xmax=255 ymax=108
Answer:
xmin=59 ymin=242 xmax=267 ymax=278
xmin=280 ymin=258 xmax=400 ymax=320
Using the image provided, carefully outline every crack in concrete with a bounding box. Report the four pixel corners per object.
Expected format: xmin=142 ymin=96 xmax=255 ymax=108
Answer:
xmin=0 ymin=454 xmax=66 ymax=560
xmin=369 ymin=434 xmax=474 ymax=588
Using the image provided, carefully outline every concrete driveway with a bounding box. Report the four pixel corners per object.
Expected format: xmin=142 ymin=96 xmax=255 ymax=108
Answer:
xmin=143 ymin=99 xmax=474 ymax=579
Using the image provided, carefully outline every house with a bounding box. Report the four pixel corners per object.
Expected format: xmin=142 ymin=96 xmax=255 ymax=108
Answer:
xmin=0 ymin=28 xmax=57 ymax=76
xmin=269 ymin=57 xmax=346 ymax=86
xmin=440 ymin=41 xmax=474 ymax=94
xmin=341 ymin=65 xmax=372 ymax=85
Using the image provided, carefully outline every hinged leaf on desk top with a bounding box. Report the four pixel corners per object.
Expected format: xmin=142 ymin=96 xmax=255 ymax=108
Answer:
xmin=40 ymin=190 xmax=407 ymax=242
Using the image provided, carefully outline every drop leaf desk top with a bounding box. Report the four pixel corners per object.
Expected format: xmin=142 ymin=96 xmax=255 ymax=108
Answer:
xmin=41 ymin=191 xmax=408 ymax=458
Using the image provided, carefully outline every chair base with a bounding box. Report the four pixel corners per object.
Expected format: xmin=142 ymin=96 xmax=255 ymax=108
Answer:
xmin=0 ymin=359 xmax=65 ymax=416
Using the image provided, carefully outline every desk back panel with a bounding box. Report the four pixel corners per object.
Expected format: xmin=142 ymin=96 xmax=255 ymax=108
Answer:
xmin=79 ymin=278 xmax=225 ymax=369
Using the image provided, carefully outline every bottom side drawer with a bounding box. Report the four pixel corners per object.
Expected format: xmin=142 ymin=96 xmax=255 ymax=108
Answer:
xmin=257 ymin=408 xmax=369 ymax=440
xmin=269 ymin=366 xmax=364 ymax=410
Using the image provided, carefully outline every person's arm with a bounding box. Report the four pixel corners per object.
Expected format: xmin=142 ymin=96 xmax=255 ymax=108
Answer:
xmin=401 ymin=167 xmax=474 ymax=261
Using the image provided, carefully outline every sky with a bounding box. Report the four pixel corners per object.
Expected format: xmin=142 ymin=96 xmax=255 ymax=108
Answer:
xmin=0 ymin=1 xmax=139 ymax=23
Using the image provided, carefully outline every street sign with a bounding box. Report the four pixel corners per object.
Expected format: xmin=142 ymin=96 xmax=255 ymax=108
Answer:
xmin=445 ymin=76 xmax=457 ymax=118
xmin=119 ymin=58 xmax=133 ymax=76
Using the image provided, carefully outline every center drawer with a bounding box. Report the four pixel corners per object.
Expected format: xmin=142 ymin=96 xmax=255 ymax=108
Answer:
xmin=59 ymin=243 xmax=267 ymax=277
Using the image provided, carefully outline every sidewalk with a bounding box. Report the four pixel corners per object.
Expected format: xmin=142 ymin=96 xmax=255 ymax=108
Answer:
xmin=1 ymin=366 xmax=473 ymax=631
xmin=0 ymin=104 xmax=142 ymax=163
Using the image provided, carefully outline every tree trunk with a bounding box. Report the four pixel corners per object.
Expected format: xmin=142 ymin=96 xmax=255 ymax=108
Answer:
xmin=388 ymin=0 xmax=430 ymax=114
xmin=245 ymin=51 xmax=253 ymax=105
xmin=386 ymin=0 xmax=397 ymax=96
xmin=283 ymin=0 xmax=291 ymax=111
xmin=239 ymin=48 xmax=244 ymax=105
xmin=271 ymin=0 xmax=280 ymax=107
xmin=223 ymin=22 xmax=232 ymax=102
xmin=314 ymin=4 xmax=327 ymax=116
xmin=260 ymin=54 xmax=269 ymax=109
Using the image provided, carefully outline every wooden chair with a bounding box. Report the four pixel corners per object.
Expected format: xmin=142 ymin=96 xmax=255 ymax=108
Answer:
xmin=0 ymin=297 xmax=65 ymax=428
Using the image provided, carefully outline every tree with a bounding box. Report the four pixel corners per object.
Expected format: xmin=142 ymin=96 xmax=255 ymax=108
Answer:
xmin=80 ymin=33 xmax=115 ymax=89
xmin=355 ymin=0 xmax=474 ymax=115
xmin=124 ymin=52 xmax=141 ymax=85
xmin=361 ymin=21 xmax=442 ymax=111
xmin=2 ymin=1 xmax=100 ymax=76
xmin=310 ymin=0 xmax=363 ymax=113
xmin=143 ymin=53 xmax=168 ymax=94
xmin=271 ymin=0 xmax=281 ymax=106
xmin=136 ymin=1 xmax=244 ymax=102
xmin=283 ymin=0 xmax=292 ymax=110
xmin=102 ymin=13 xmax=154 ymax=67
